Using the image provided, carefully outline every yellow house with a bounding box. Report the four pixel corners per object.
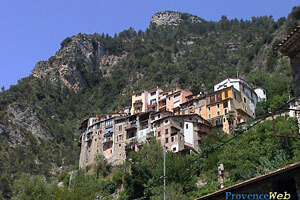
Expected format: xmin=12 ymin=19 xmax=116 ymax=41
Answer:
xmin=200 ymin=87 xmax=232 ymax=133
xmin=131 ymin=90 xmax=148 ymax=115
xmin=200 ymin=86 xmax=254 ymax=133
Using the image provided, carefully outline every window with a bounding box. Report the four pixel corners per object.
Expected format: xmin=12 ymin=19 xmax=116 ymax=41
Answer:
xmin=105 ymin=119 xmax=113 ymax=128
xmin=150 ymin=99 xmax=156 ymax=105
xmin=234 ymin=92 xmax=237 ymax=99
xmin=96 ymin=123 xmax=101 ymax=129
xmin=217 ymin=111 xmax=220 ymax=116
xmin=243 ymin=97 xmax=247 ymax=103
xmin=119 ymin=125 xmax=122 ymax=131
xmin=263 ymin=90 xmax=266 ymax=95
xmin=186 ymin=124 xmax=188 ymax=129
xmin=244 ymin=106 xmax=247 ymax=111
xmin=157 ymin=131 xmax=161 ymax=137
xmin=173 ymin=147 xmax=176 ymax=151
xmin=117 ymin=134 xmax=123 ymax=141
xmin=210 ymin=95 xmax=215 ymax=103
xmin=165 ymin=119 xmax=169 ymax=124
xmin=165 ymin=138 xmax=169 ymax=143
xmin=216 ymin=93 xmax=222 ymax=101
xmin=165 ymin=129 xmax=168 ymax=134
xmin=173 ymin=100 xmax=180 ymax=107
xmin=207 ymin=106 xmax=211 ymax=111
xmin=171 ymin=136 xmax=174 ymax=142
xmin=151 ymin=91 xmax=156 ymax=96
xmin=158 ymin=114 xmax=161 ymax=118
xmin=223 ymin=102 xmax=228 ymax=108
xmin=174 ymin=93 xmax=181 ymax=98
xmin=135 ymin=93 xmax=142 ymax=97
xmin=217 ymin=103 xmax=220 ymax=108
xmin=223 ymin=118 xmax=226 ymax=122
xmin=208 ymin=113 xmax=212 ymax=119
xmin=225 ymin=90 xmax=228 ymax=98
xmin=224 ymin=109 xmax=228 ymax=115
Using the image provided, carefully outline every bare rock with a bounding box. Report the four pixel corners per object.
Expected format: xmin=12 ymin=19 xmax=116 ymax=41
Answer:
xmin=151 ymin=11 xmax=202 ymax=26
xmin=6 ymin=103 xmax=52 ymax=143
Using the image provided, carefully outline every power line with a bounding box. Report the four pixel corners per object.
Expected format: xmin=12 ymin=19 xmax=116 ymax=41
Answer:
xmin=192 ymin=94 xmax=300 ymax=164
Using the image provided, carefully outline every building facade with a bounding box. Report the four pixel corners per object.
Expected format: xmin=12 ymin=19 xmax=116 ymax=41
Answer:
xmin=79 ymin=111 xmax=212 ymax=168
xmin=79 ymin=78 xmax=264 ymax=167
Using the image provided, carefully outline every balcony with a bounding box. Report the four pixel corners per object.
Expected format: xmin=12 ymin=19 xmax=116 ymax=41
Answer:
xmin=133 ymin=100 xmax=143 ymax=106
xmin=85 ymin=132 xmax=93 ymax=142
xmin=105 ymin=127 xmax=113 ymax=134
xmin=103 ymin=136 xmax=113 ymax=143
xmin=104 ymin=131 xmax=113 ymax=137
xmin=159 ymin=95 xmax=167 ymax=100
xmin=126 ymin=122 xmax=137 ymax=130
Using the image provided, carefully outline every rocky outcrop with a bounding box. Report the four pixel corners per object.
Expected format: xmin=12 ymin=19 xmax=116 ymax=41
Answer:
xmin=151 ymin=11 xmax=202 ymax=26
xmin=6 ymin=103 xmax=51 ymax=144
xmin=32 ymin=34 xmax=104 ymax=91
xmin=32 ymin=33 xmax=127 ymax=91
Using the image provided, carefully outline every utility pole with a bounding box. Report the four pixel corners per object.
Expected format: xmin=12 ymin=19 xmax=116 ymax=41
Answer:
xmin=163 ymin=145 xmax=166 ymax=200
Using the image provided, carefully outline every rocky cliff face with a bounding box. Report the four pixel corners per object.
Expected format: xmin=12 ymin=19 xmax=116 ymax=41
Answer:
xmin=32 ymin=34 xmax=126 ymax=91
xmin=150 ymin=11 xmax=202 ymax=26
xmin=0 ymin=103 xmax=51 ymax=147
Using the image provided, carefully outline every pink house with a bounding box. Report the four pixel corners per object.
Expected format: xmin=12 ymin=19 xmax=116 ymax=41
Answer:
xmin=166 ymin=89 xmax=192 ymax=114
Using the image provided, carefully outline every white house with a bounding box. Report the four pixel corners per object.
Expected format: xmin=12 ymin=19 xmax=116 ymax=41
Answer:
xmin=254 ymin=87 xmax=267 ymax=102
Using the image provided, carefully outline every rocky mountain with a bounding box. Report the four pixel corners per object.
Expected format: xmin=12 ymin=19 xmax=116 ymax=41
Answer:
xmin=1 ymin=8 xmax=300 ymax=199
xmin=32 ymin=34 xmax=126 ymax=91
xmin=151 ymin=11 xmax=203 ymax=26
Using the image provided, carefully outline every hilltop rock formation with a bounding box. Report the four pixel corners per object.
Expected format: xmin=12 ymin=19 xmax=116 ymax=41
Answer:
xmin=32 ymin=34 xmax=126 ymax=91
xmin=150 ymin=11 xmax=202 ymax=26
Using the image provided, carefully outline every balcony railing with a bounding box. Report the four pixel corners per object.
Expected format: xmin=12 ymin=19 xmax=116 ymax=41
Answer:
xmin=85 ymin=133 xmax=93 ymax=142
xmin=133 ymin=101 xmax=143 ymax=106
xmin=103 ymin=136 xmax=113 ymax=143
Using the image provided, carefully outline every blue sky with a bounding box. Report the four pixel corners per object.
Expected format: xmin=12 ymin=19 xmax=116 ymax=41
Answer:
xmin=0 ymin=1 xmax=299 ymax=89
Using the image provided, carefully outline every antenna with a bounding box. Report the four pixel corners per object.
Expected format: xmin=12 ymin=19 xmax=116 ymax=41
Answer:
xmin=163 ymin=145 xmax=166 ymax=200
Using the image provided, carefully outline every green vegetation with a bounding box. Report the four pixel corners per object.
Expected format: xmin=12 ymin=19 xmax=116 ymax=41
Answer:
xmin=1 ymin=6 xmax=300 ymax=199
xmin=10 ymin=117 xmax=300 ymax=199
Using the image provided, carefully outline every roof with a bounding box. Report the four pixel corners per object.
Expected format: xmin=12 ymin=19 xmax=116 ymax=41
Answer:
xmin=152 ymin=113 xmax=212 ymax=127
xmin=253 ymin=86 xmax=266 ymax=90
xmin=148 ymin=86 xmax=162 ymax=93
xmin=78 ymin=118 xmax=90 ymax=130
xmin=215 ymin=78 xmax=254 ymax=91
xmin=196 ymin=161 xmax=300 ymax=200
xmin=207 ymin=85 xmax=235 ymax=96
xmin=276 ymin=25 xmax=300 ymax=54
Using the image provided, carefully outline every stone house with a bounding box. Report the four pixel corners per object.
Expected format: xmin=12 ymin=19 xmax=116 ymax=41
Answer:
xmin=79 ymin=110 xmax=212 ymax=168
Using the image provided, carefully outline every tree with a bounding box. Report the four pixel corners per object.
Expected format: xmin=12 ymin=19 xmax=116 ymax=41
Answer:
xmin=93 ymin=155 xmax=111 ymax=178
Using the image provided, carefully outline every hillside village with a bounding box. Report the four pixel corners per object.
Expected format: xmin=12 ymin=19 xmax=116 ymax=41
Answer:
xmin=79 ymin=78 xmax=267 ymax=168
xmin=1 ymin=5 xmax=300 ymax=200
